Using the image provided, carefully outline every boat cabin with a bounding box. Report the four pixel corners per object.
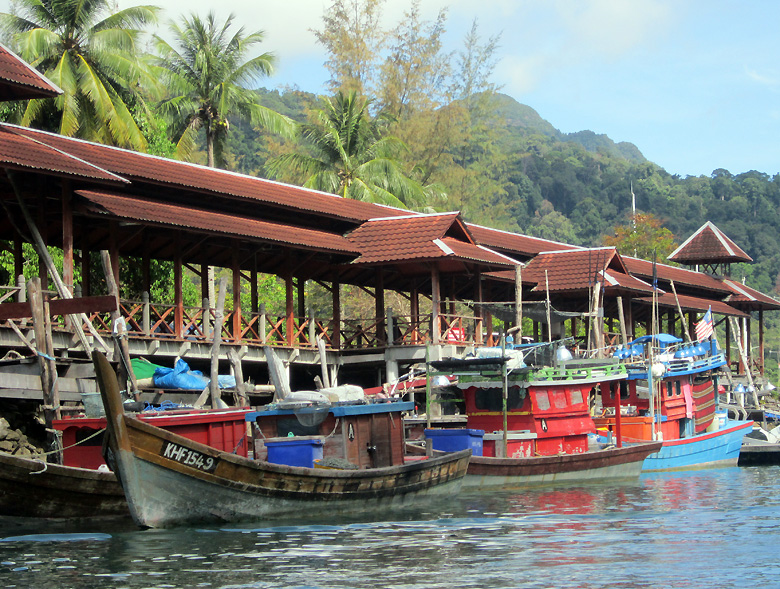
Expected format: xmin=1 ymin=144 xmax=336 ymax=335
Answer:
xmin=246 ymin=401 xmax=414 ymax=469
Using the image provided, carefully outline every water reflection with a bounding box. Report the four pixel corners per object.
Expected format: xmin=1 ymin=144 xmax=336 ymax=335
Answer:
xmin=0 ymin=467 xmax=778 ymax=588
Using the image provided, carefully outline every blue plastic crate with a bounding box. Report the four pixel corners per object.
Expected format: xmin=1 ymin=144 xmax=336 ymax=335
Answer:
xmin=424 ymin=428 xmax=484 ymax=456
xmin=265 ymin=437 xmax=324 ymax=468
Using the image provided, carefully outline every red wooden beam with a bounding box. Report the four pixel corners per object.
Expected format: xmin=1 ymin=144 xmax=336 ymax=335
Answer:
xmin=0 ymin=295 xmax=117 ymax=320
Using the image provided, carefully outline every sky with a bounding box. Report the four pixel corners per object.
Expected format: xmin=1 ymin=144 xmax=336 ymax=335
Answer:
xmin=5 ymin=0 xmax=780 ymax=178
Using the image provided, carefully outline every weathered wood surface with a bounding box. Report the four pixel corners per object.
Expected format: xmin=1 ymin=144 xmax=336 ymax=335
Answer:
xmin=462 ymin=442 xmax=662 ymax=489
xmin=0 ymin=451 xmax=127 ymax=519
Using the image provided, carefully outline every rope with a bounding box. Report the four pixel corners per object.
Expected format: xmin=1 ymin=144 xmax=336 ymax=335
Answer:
xmin=27 ymin=427 xmax=107 ymax=473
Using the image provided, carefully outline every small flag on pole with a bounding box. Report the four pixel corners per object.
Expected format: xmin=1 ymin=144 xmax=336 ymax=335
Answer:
xmin=695 ymin=307 xmax=714 ymax=341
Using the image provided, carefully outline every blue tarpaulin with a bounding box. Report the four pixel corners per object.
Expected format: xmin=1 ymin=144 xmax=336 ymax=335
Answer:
xmin=153 ymin=359 xmax=236 ymax=390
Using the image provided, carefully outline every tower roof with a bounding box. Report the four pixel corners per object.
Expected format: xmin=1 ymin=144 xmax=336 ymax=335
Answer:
xmin=667 ymin=221 xmax=752 ymax=265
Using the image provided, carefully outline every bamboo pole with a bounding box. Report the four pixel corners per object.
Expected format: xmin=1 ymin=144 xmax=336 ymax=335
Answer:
xmin=670 ymin=281 xmax=692 ymax=343
xmin=100 ymin=250 xmax=138 ymax=399
xmin=209 ymin=277 xmax=228 ymax=407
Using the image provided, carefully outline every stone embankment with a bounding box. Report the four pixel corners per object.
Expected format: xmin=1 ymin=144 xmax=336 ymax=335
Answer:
xmin=0 ymin=416 xmax=44 ymax=458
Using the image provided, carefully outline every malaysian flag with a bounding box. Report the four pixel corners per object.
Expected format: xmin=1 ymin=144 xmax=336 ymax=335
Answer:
xmin=695 ymin=307 xmax=714 ymax=341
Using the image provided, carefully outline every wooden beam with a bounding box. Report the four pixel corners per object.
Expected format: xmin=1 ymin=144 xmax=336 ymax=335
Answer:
xmin=62 ymin=181 xmax=74 ymax=290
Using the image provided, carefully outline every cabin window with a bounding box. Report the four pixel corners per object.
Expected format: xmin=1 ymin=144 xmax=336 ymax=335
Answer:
xmin=474 ymin=386 xmax=526 ymax=411
xmin=675 ymin=381 xmax=682 ymax=396
xmin=608 ymin=382 xmax=616 ymax=400
xmin=535 ymin=390 xmax=551 ymax=410
xmin=570 ymin=389 xmax=584 ymax=405
xmin=620 ymin=381 xmax=630 ymax=399
xmin=666 ymin=382 xmax=673 ymax=398
xmin=553 ymin=390 xmax=568 ymax=409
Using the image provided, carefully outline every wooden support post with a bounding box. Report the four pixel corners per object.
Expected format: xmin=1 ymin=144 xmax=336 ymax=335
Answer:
xmin=108 ymin=222 xmax=119 ymax=288
xmin=13 ymin=238 xmax=23 ymax=281
xmin=332 ymin=280 xmax=341 ymax=350
xmin=142 ymin=292 xmax=151 ymax=335
xmin=431 ymin=266 xmax=440 ymax=345
xmin=17 ymin=274 xmax=25 ymax=303
xmin=141 ymin=251 xmax=151 ymax=295
xmin=616 ymin=296 xmax=628 ymax=346
xmin=259 ymin=303 xmax=267 ymax=344
xmin=514 ymin=265 xmax=522 ymax=340
xmin=81 ymin=247 xmax=91 ymax=296
xmin=411 ymin=282 xmax=420 ymax=344
xmin=375 ymin=269 xmax=385 ymax=345
xmin=61 ymin=181 xmax=74 ymax=291
xmin=200 ymin=265 xmax=209 ymax=306
xmin=285 ymin=272 xmax=294 ymax=346
xmin=28 ymin=278 xmax=55 ymax=418
xmin=296 ymin=277 xmax=305 ymax=319
xmin=209 ymin=277 xmax=228 ymax=408
xmin=232 ymin=245 xmax=242 ymax=343
xmin=251 ymin=255 xmax=258 ymax=314
xmin=759 ymin=309 xmax=765 ymax=375
xmin=227 ymin=348 xmax=248 ymax=407
xmin=614 ymin=382 xmax=622 ymax=448
xmin=174 ymin=244 xmax=183 ymax=339
xmin=37 ymin=194 xmax=47 ymax=291
xmin=474 ymin=275 xmax=483 ymax=345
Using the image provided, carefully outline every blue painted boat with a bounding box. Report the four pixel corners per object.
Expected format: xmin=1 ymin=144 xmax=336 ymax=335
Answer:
xmin=640 ymin=419 xmax=753 ymax=471
xmin=595 ymin=334 xmax=752 ymax=471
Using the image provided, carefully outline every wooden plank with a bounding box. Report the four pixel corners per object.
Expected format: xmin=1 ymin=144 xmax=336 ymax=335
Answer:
xmin=49 ymin=295 xmax=117 ymax=317
xmin=0 ymin=301 xmax=32 ymax=320
xmin=0 ymin=295 xmax=116 ymax=320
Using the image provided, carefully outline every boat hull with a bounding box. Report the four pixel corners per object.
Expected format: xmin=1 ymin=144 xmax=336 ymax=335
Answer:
xmin=0 ymin=452 xmax=127 ymax=519
xmin=94 ymin=350 xmax=470 ymax=528
xmin=462 ymin=442 xmax=662 ymax=489
xmin=113 ymin=417 xmax=469 ymax=528
xmin=641 ymin=421 xmax=752 ymax=472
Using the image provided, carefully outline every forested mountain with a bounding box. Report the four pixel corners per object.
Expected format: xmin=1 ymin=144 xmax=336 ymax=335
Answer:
xmin=226 ymin=88 xmax=780 ymax=301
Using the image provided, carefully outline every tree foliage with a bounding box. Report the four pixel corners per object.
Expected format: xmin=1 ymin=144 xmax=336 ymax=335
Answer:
xmin=603 ymin=212 xmax=678 ymax=260
xmin=266 ymin=90 xmax=440 ymax=209
xmin=0 ymin=0 xmax=159 ymax=149
xmin=152 ymin=11 xmax=294 ymax=167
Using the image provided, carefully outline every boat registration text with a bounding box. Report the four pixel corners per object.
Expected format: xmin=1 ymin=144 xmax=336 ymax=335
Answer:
xmin=161 ymin=441 xmax=219 ymax=473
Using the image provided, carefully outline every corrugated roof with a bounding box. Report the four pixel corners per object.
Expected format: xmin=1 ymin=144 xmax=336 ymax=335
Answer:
xmin=0 ymin=42 xmax=62 ymax=101
xmin=0 ymin=126 xmax=128 ymax=182
xmin=6 ymin=123 xmax=410 ymax=223
xmin=721 ymin=279 xmax=780 ymax=309
xmin=76 ymin=189 xmax=360 ymax=255
xmin=668 ymin=221 xmax=752 ymax=264
xmin=467 ymin=223 xmax=582 ymax=258
xmin=635 ymin=292 xmax=748 ymax=317
xmin=347 ymin=213 xmax=517 ymax=267
xmin=622 ymin=256 xmax=732 ymax=294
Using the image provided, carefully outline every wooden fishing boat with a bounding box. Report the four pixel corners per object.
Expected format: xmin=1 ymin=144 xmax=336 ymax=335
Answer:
xmin=0 ymin=405 xmax=253 ymax=520
xmin=425 ymin=349 xmax=661 ymax=489
xmin=0 ymin=452 xmax=127 ymax=519
xmin=595 ymin=334 xmax=753 ymax=471
xmin=94 ymin=351 xmax=471 ymax=529
xmin=464 ymin=442 xmax=662 ymax=489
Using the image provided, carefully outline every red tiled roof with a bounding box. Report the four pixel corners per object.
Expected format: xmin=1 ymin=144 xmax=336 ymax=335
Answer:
xmin=5 ymin=123 xmax=409 ymax=223
xmin=635 ymin=292 xmax=748 ymax=317
xmin=467 ymin=223 xmax=581 ymax=258
xmin=0 ymin=126 xmax=128 ymax=183
xmin=668 ymin=221 xmax=752 ymax=264
xmin=519 ymin=248 xmax=646 ymax=293
xmin=622 ymin=256 xmax=732 ymax=294
xmin=347 ymin=213 xmax=517 ymax=267
xmin=0 ymin=43 xmax=61 ymax=101
xmin=76 ymin=189 xmax=359 ymax=255
xmin=721 ymin=279 xmax=780 ymax=310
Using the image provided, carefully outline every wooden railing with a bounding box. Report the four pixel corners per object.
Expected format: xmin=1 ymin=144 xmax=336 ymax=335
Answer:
xmin=79 ymin=297 xmax=492 ymax=351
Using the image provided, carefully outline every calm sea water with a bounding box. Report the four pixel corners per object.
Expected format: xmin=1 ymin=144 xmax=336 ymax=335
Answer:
xmin=1 ymin=466 xmax=778 ymax=589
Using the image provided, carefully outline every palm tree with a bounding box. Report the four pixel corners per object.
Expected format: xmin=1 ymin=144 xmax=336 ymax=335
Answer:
xmin=0 ymin=0 xmax=159 ymax=149
xmin=153 ymin=12 xmax=293 ymax=168
xmin=267 ymin=90 xmax=441 ymax=209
